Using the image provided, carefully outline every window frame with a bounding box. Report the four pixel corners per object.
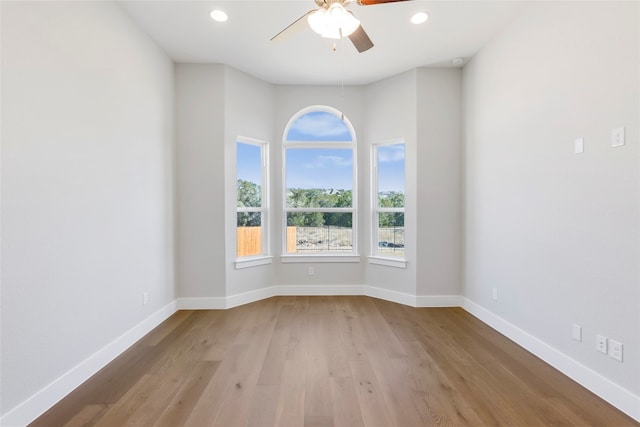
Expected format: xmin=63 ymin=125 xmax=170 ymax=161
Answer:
xmin=235 ymin=136 xmax=271 ymax=268
xmin=281 ymin=106 xmax=359 ymax=261
xmin=369 ymin=139 xmax=407 ymax=268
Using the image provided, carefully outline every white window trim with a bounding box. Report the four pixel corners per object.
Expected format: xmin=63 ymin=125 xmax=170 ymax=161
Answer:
xmin=371 ymin=139 xmax=406 ymax=263
xmin=236 ymin=136 xmax=270 ymax=263
xmin=368 ymin=256 xmax=407 ymax=269
xmin=282 ymin=105 xmax=358 ymax=257
xmin=235 ymin=255 xmax=274 ymax=269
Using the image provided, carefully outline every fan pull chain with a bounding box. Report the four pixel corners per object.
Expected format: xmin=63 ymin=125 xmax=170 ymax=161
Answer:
xmin=340 ymin=28 xmax=345 ymax=98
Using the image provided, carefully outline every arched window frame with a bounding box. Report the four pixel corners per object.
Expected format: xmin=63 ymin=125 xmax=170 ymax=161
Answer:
xmin=281 ymin=105 xmax=359 ymax=262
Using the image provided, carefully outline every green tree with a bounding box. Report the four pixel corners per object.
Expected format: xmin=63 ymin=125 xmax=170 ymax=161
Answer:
xmin=287 ymin=212 xmax=324 ymax=227
xmin=378 ymin=191 xmax=404 ymax=228
xmin=378 ymin=191 xmax=404 ymax=208
xmin=237 ymin=179 xmax=261 ymax=207
xmin=237 ymin=179 xmax=261 ymax=227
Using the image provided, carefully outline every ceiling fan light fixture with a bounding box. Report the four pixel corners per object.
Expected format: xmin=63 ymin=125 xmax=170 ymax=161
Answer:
xmin=308 ymin=3 xmax=360 ymax=39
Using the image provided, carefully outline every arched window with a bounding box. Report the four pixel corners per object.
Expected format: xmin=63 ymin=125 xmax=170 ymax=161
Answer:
xmin=283 ymin=106 xmax=357 ymax=256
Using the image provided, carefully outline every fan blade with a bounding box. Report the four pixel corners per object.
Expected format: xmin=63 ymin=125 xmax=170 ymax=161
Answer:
xmin=349 ymin=25 xmax=374 ymax=53
xmin=357 ymin=0 xmax=411 ymax=5
xmin=271 ymin=10 xmax=315 ymax=42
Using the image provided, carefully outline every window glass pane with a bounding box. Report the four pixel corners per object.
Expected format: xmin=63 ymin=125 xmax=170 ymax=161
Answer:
xmin=286 ymin=148 xmax=353 ymax=208
xmin=377 ymin=144 xmax=405 ymax=208
xmin=237 ymin=143 xmax=262 ymax=208
xmin=377 ymin=213 xmax=404 ymax=257
xmin=286 ymin=111 xmax=352 ymax=141
xmin=286 ymin=213 xmax=353 ymax=253
xmin=237 ymin=212 xmax=262 ymax=257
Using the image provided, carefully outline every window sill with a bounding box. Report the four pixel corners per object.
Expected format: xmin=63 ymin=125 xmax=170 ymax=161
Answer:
xmin=368 ymin=256 xmax=407 ymax=269
xmin=280 ymin=254 xmax=361 ymax=263
xmin=235 ymin=256 xmax=273 ymax=269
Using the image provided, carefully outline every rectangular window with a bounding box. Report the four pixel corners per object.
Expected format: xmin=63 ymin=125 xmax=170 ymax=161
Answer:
xmin=236 ymin=138 xmax=268 ymax=259
xmin=284 ymin=147 xmax=355 ymax=254
xmin=372 ymin=141 xmax=405 ymax=258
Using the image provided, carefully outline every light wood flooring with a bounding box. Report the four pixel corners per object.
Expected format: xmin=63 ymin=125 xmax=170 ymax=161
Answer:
xmin=31 ymin=296 xmax=638 ymax=426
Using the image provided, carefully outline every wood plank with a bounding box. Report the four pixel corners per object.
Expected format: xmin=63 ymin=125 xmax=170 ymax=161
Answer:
xmin=330 ymin=376 xmax=365 ymax=427
xmin=62 ymin=404 xmax=110 ymax=427
xmin=274 ymin=383 xmax=305 ymax=427
xmin=246 ymin=384 xmax=280 ymax=427
xmin=348 ymin=360 xmax=394 ymax=427
xmin=152 ymin=360 xmax=220 ymax=427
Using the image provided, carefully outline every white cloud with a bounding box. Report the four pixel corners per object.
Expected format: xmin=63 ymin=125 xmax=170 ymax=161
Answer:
xmin=305 ymin=155 xmax=352 ymax=169
xmin=378 ymin=145 xmax=405 ymax=163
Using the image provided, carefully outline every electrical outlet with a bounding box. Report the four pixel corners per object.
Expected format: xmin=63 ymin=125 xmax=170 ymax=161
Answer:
xmin=612 ymin=127 xmax=625 ymax=147
xmin=308 ymin=266 xmax=315 ymax=276
xmin=608 ymin=340 xmax=623 ymax=362
xmin=596 ymin=334 xmax=607 ymax=354
xmin=491 ymin=288 xmax=498 ymax=301
xmin=142 ymin=292 xmax=149 ymax=305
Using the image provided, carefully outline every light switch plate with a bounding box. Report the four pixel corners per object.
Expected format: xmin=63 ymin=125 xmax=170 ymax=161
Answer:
xmin=572 ymin=324 xmax=582 ymax=342
xmin=574 ymin=138 xmax=584 ymax=154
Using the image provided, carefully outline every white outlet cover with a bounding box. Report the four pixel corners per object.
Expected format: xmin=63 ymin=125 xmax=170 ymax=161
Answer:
xmin=612 ymin=127 xmax=625 ymax=147
xmin=609 ymin=340 xmax=623 ymax=362
xmin=574 ymin=138 xmax=584 ymax=154
xmin=596 ymin=334 xmax=607 ymax=354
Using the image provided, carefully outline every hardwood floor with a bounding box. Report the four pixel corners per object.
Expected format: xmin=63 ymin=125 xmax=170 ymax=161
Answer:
xmin=31 ymin=296 xmax=638 ymax=426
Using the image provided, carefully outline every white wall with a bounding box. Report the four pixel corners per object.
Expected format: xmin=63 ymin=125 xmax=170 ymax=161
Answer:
xmin=416 ymin=68 xmax=462 ymax=296
xmin=175 ymin=64 xmax=226 ymax=298
xmin=363 ymin=71 xmax=418 ymax=296
xmin=463 ymin=0 xmax=639 ymax=395
xmin=224 ymin=67 xmax=276 ymax=296
xmin=1 ymin=0 xmax=175 ymax=416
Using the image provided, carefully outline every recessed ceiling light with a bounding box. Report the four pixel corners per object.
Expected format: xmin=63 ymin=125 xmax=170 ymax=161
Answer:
xmin=411 ymin=12 xmax=429 ymax=25
xmin=210 ymin=10 xmax=228 ymax=22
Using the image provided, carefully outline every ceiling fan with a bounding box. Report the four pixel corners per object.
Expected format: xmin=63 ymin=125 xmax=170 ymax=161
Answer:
xmin=271 ymin=0 xmax=411 ymax=53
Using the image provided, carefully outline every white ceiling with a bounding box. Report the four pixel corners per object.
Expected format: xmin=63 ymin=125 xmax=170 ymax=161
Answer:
xmin=119 ymin=0 xmax=529 ymax=86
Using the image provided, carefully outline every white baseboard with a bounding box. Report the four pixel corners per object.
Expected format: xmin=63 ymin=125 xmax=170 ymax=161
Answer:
xmin=275 ymin=284 xmax=366 ymax=296
xmin=176 ymin=285 xmax=431 ymax=310
xmin=416 ymin=294 xmax=463 ymax=307
xmin=364 ymin=285 xmax=417 ymax=306
xmin=176 ymin=296 xmax=228 ymax=310
xmin=461 ymin=297 xmax=640 ymax=422
xmin=0 ymin=300 xmax=178 ymax=427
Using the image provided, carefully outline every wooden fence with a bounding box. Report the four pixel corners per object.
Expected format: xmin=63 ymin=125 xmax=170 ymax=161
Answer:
xmin=237 ymin=226 xmax=262 ymax=257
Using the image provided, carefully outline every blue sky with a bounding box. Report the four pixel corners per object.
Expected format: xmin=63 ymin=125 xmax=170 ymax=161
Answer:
xmin=238 ymin=111 xmax=405 ymax=192
xmin=236 ymin=142 xmax=262 ymax=185
xmin=287 ymin=111 xmax=352 ymax=141
xmin=286 ymin=148 xmax=353 ymax=190
xmin=377 ymin=144 xmax=405 ymax=193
